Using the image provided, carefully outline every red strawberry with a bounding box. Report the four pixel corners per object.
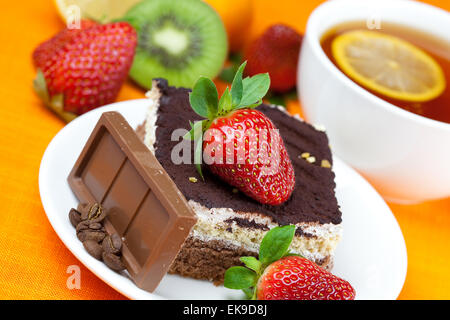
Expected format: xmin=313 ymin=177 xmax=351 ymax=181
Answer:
xmin=204 ymin=109 xmax=295 ymax=205
xmin=187 ymin=62 xmax=295 ymax=205
xmin=257 ymin=255 xmax=355 ymax=300
xmin=32 ymin=20 xmax=99 ymax=70
xmin=244 ymin=24 xmax=302 ymax=93
xmin=32 ymin=21 xmax=137 ymax=121
xmin=224 ymin=225 xmax=356 ymax=300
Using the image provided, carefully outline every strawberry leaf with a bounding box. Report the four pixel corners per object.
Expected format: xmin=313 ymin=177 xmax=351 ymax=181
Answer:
xmin=239 ymin=73 xmax=271 ymax=108
xmin=242 ymin=287 xmax=255 ymax=300
xmin=230 ymin=61 xmax=247 ymax=107
xmin=237 ymin=99 xmax=263 ymax=110
xmin=224 ymin=266 xmax=256 ymax=290
xmin=240 ymin=257 xmax=262 ymax=274
xmin=218 ymin=87 xmax=232 ymax=114
xmin=189 ymin=77 xmax=219 ymax=120
xmin=259 ymin=225 xmax=296 ymax=267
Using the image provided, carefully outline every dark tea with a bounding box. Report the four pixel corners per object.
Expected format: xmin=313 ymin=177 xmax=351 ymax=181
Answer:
xmin=321 ymin=21 xmax=450 ymax=124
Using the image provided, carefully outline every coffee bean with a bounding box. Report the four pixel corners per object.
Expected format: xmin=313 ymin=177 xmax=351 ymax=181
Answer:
xmin=102 ymin=252 xmax=125 ymax=271
xmin=73 ymin=203 xmax=125 ymax=272
xmin=89 ymin=203 xmax=107 ymax=223
xmin=76 ymin=230 xmax=88 ymax=242
xmin=87 ymin=203 xmax=101 ymax=219
xmin=77 ymin=230 xmax=106 ymax=243
xmin=102 ymin=234 xmax=122 ymax=255
xmin=110 ymin=233 xmax=123 ymax=252
xmin=88 ymin=222 xmax=102 ymax=230
xmin=69 ymin=208 xmax=82 ymax=228
xmin=91 ymin=212 xmax=107 ymax=223
xmin=81 ymin=209 xmax=89 ymax=220
xmin=76 ymin=230 xmax=85 ymax=242
xmin=75 ymin=220 xmax=90 ymax=233
xmin=86 ymin=230 xmax=106 ymax=242
xmin=80 ymin=203 xmax=105 ymax=222
xmin=83 ymin=240 xmax=103 ymax=260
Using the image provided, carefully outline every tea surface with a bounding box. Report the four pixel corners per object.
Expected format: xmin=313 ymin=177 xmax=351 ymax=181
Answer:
xmin=321 ymin=21 xmax=450 ymax=124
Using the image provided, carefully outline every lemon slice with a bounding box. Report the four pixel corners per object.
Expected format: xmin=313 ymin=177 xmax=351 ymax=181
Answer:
xmin=54 ymin=0 xmax=142 ymax=23
xmin=332 ymin=30 xmax=446 ymax=102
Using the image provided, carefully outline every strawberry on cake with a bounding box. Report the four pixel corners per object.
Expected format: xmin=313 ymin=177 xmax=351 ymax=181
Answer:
xmin=139 ymin=63 xmax=343 ymax=284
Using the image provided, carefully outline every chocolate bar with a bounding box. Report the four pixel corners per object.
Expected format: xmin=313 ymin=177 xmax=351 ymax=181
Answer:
xmin=68 ymin=111 xmax=197 ymax=292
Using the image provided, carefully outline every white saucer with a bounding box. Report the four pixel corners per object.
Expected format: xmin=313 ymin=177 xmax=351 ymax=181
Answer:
xmin=39 ymin=99 xmax=407 ymax=300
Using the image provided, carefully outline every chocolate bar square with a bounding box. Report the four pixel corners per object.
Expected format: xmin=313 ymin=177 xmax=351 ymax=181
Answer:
xmin=68 ymin=112 xmax=197 ymax=292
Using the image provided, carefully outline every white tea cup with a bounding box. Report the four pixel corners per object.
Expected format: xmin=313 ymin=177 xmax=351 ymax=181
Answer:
xmin=298 ymin=0 xmax=450 ymax=203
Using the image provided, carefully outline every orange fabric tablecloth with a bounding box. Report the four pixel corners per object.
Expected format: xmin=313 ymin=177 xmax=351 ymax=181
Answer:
xmin=0 ymin=0 xmax=449 ymax=300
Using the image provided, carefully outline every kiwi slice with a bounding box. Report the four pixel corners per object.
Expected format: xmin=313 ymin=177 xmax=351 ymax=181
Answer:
xmin=123 ymin=0 xmax=228 ymax=89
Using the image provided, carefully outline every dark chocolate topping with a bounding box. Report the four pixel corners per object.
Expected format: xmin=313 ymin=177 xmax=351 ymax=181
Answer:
xmin=225 ymin=217 xmax=269 ymax=232
xmin=153 ymin=80 xmax=342 ymax=225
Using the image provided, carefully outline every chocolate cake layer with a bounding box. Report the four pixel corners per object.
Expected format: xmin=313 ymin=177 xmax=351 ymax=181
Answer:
xmin=152 ymin=79 xmax=341 ymax=226
xmin=168 ymin=237 xmax=332 ymax=284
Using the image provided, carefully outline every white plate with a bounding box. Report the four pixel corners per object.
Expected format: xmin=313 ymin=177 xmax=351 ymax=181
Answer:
xmin=39 ymin=99 xmax=407 ymax=300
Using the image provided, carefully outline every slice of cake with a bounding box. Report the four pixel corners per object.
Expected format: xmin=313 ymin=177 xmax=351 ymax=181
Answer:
xmin=140 ymin=79 xmax=342 ymax=283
